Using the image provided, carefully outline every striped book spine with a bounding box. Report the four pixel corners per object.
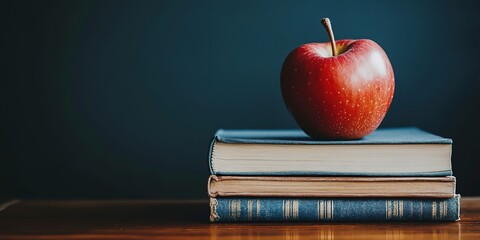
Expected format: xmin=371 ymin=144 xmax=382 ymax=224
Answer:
xmin=209 ymin=195 xmax=460 ymax=222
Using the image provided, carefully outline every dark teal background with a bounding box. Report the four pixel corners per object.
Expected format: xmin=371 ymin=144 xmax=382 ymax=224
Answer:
xmin=2 ymin=0 xmax=479 ymax=198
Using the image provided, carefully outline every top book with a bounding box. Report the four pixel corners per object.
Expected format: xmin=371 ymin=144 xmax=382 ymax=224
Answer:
xmin=209 ymin=127 xmax=452 ymax=177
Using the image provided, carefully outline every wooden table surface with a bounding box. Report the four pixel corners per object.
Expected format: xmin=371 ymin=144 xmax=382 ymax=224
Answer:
xmin=0 ymin=197 xmax=479 ymax=239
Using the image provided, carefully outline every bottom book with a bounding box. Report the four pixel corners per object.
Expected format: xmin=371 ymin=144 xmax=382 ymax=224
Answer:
xmin=209 ymin=195 xmax=460 ymax=222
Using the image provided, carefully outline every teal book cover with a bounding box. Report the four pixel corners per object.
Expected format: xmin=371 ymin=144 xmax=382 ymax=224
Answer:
xmin=208 ymin=127 xmax=453 ymax=176
xmin=210 ymin=195 xmax=460 ymax=222
xmin=213 ymin=127 xmax=452 ymax=145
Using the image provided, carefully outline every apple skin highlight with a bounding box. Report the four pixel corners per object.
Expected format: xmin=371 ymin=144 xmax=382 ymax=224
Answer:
xmin=280 ymin=39 xmax=395 ymax=140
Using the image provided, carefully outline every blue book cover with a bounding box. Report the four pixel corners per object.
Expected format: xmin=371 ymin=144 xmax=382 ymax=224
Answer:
xmin=209 ymin=195 xmax=460 ymax=222
xmin=213 ymin=127 xmax=452 ymax=145
xmin=209 ymin=127 xmax=453 ymax=176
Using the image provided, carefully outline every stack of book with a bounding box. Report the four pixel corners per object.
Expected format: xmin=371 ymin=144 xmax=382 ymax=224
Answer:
xmin=207 ymin=127 xmax=460 ymax=222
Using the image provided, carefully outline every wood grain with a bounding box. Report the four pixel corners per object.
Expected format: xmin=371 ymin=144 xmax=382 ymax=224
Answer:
xmin=0 ymin=198 xmax=479 ymax=239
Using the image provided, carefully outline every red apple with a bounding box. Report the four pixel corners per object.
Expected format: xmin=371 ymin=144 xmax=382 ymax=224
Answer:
xmin=281 ymin=18 xmax=394 ymax=139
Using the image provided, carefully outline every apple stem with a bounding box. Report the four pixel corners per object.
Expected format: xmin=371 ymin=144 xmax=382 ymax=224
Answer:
xmin=321 ymin=18 xmax=337 ymax=57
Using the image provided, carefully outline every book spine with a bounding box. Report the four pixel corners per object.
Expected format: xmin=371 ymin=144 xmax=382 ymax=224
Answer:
xmin=208 ymin=138 xmax=217 ymax=175
xmin=209 ymin=195 xmax=460 ymax=222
